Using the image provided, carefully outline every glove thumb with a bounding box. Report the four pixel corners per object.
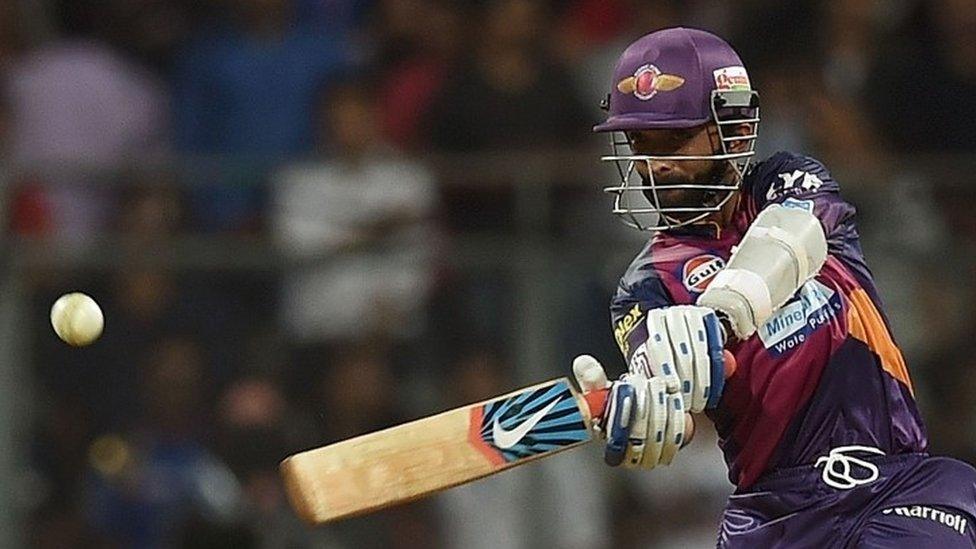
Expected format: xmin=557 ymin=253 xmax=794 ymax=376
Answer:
xmin=573 ymin=355 xmax=609 ymax=392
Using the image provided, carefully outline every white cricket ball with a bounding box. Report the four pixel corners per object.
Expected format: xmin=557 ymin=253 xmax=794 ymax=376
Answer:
xmin=50 ymin=292 xmax=104 ymax=346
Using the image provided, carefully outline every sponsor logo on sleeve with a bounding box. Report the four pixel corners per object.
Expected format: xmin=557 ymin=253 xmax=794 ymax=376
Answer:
xmin=713 ymin=66 xmax=751 ymax=91
xmin=614 ymin=303 xmax=644 ymax=356
xmin=617 ymin=64 xmax=685 ymax=100
xmin=767 ymin=170 xmax=824 ymax=200
xmin=682 ymin=255 xmax=726 ymax=293
xmin=759 ymin=279 xmax=843 ymax=356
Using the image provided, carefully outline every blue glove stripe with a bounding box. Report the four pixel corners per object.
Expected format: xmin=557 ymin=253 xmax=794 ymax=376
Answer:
xmin=703 ymin=313 xmax=726 ymax=409
xmin=604 ymin=384 xmax=635 ymax=466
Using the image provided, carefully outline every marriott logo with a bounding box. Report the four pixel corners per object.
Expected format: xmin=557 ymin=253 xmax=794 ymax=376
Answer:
xmin=882 ymin=505 xmax=968 ymax=535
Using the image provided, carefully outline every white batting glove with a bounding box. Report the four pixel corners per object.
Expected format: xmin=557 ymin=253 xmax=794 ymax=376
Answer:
xmin=573 ymin=355 xmax=686 ymax=469
xmin=628 ymin=305 xmax=727 ymax=413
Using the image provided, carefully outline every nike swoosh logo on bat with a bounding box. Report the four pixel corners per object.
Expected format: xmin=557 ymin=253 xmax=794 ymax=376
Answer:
xmin=491 ymin=397 xmax=563 ymax=449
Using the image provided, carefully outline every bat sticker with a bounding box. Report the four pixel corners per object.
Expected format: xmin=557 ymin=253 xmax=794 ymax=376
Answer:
xmin=468 ymin=380 xmax=589 ymax=465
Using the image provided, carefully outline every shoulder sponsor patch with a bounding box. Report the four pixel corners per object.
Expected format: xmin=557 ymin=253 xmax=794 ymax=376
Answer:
xmin=780 ymin=197 xmax=815 ymax=213
xmin=759 ymin=279 xmax=843 ymax=356
xmin=713 ymin=66 xmax=751 ymax=91
xmin=682 ymin=255 xmax=725 ymax=293
xmin=767 ymin=170 xmax=824 ymax=200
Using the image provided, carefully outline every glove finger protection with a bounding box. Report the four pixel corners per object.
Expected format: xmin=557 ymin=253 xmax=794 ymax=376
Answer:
xmin=658 ymin=393 xmax=686 ymax=466
xmin=624 ymin=376 xmax=668 ymax=469
xmin=643 ymin=310 xmax=682 ymax=392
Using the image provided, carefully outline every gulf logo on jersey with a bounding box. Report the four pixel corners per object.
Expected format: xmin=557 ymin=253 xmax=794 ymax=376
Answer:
xmin=683 ymin=255 xmax=725 ymax=293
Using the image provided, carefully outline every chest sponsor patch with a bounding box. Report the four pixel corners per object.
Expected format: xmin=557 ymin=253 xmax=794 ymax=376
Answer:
xmin=759 ymin=279 xmax=843 ymax=356
xmin=683 ymin=255 xmax=725 ymax=293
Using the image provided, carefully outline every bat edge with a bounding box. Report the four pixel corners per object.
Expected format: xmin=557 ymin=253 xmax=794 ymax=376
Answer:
xmin=280 ymin=454 xmax=327 ymax=525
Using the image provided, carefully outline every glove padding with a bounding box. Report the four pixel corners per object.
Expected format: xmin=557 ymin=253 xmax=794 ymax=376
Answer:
xmin=574 ymin=356 xmax=686 ymax=469
xmin=630 ymin=305 xmax=726 ymax=412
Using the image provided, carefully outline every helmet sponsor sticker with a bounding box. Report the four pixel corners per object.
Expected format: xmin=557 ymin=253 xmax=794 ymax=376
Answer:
xmin=617 ymin=64 xmax=685 ymax=100
xmin=713 ymin=66 xmax=751 ymax=91
xmin=682 ymin=255 xmax=725 ymax=293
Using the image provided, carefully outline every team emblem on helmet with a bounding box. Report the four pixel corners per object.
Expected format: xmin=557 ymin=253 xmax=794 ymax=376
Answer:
xmin=683 ymin=255 xmax=725 ymax=293
xmin=616 ymin=64 xmax=685 ymax=100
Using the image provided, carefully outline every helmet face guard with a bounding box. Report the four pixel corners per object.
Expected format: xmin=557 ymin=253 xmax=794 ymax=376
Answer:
xmin=601 ymin=89 xmax=760 ymax=231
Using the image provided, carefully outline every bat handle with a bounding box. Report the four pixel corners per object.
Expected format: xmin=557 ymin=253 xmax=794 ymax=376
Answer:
xmin=581 ymin=388 xmax=609 ymax=422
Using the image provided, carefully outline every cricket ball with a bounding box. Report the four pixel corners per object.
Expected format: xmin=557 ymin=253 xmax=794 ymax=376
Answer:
xmin=50 ymin=292 xmax=104 ymax=346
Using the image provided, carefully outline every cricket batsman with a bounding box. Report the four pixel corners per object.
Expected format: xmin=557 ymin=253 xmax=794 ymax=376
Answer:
xmin=574 ymin=27 xmax=976 ymax=547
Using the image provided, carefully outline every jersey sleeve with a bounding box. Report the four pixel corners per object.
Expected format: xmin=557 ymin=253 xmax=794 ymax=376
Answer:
xmin=610 ymin=241 xmax=675 ymax=364
xmin=748 ymin=152 xmax=870 ymax=283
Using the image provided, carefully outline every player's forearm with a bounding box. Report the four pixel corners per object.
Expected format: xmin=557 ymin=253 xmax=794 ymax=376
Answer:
xmin=698 ymin=204 xmax=828 ymax=341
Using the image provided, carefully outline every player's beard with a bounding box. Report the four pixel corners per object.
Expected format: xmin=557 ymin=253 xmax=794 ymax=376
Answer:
xmin=641 ymin=160 xmax=733 ymax=222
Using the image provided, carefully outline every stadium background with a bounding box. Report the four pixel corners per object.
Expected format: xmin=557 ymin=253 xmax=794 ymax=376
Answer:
xmin=0 ymin=0 xmax=974 ymax=547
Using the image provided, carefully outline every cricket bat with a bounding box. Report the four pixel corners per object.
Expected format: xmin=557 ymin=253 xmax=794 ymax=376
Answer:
xmin=281 ymin=377 xmax=608 ymax=525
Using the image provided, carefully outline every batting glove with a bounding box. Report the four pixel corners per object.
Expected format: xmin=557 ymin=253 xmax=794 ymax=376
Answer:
xmin=629 ymin=305 xmax=727 ymax=412
xmin=574 ymin=355 xmax=687 ymax=469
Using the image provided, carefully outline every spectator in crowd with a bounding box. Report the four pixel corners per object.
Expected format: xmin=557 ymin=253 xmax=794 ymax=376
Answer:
xmin=114 ymin=170 xmax=184 ymax=240
xmin=370 ymin=0 xmax=464 ymax=151
xmin=85 ymin=336 xmax=243 ymax=547
xmin=428 ymin=0 xmax=591 ymax=152
xmin=820 ymin=0 xmax=882 ymax=101
xmin=215 ymin=377 xmax=336 ymax=547
xmin=272 ymin=76 xmax=438 ymax=343
xmin=554 ymin=0 xmax=683 ymax=111
xmin=66 ymin=0 xmax=196 ymax=73
xmin=5 ymin=0 xmax=168 ymax=240
xmin=171 ymin=0 xmax=353 ymax=232
xmin=867 ymin=0 xmax=976 ymax=152
xmin=0 ymin=0 xmax=27 ymax=68
xmin=172 ymin=0 xmax=350 ymax=156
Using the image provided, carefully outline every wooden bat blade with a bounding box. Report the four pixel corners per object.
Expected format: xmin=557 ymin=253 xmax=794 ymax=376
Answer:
xmin=281 ymin=377 xmax=601 ymax=525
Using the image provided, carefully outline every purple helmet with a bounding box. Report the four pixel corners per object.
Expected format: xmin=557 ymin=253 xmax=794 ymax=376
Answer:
xmin=595 ymin=27 xmax=759 ymax=231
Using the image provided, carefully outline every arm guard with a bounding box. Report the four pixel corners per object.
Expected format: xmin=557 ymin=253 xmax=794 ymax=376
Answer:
xmin=697 ymin=204 xmax=828 ymax=340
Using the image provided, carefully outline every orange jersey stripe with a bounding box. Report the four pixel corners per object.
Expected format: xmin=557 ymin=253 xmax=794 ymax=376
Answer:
xmin=845 ymin=288 xmax=914 ymax=395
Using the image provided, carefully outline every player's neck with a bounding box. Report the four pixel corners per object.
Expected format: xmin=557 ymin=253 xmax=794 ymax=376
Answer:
xmin=714 ymin=192 xmax=742 ymax=229
xmin=663 ymin=192 xmax=741 ymax=240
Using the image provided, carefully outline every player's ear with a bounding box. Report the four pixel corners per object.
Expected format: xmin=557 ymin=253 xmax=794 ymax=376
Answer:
xmin=724 ymin=123 xmax=753 ymax=153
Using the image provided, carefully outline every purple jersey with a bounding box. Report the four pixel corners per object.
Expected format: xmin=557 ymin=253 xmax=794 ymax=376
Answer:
xmin=719 ymin=453 xmax=976 ymax=547
xmin=610 ymin=151 xmax=927 ymax=489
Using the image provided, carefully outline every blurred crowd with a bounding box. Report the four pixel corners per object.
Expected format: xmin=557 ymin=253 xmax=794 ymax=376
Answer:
xmin=2 ymin=0 xmax=976 ymax=547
